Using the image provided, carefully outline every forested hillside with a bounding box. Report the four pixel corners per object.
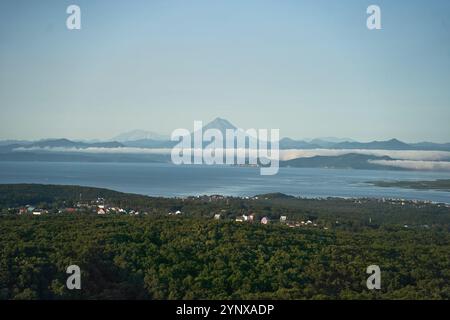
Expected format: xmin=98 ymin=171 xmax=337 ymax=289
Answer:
xmin=1 ymin=215 xmax=449 ymax=300
xmin=0 ymin=184 xmax=449 ymax=300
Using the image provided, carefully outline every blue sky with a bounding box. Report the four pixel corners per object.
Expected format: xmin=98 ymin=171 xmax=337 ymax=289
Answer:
xmin=0 ymin=0 xmax=449 ymax=142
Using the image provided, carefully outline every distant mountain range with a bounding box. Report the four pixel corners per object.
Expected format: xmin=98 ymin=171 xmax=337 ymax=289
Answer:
xmin=115 ymin=137 xmax=450 ymax=151
xmin=278 ymin=137 xmax=450 ymax=151
xmin=115 ymin=118 xmax=450 ymax=151
xmin=0 ymin=139 xmax=124 ymax=152
xmin=112 ymin=129 xmax=169 ymax=142
xmin=1 ymin=118 xmax=450 ymax=171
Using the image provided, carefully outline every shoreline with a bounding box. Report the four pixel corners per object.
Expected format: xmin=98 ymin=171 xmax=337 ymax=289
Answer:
xmin=1 ymin=182 xmax=449 ymax=205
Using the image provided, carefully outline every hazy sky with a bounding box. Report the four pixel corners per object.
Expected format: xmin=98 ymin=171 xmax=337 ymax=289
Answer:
xmin=1 ymin=0 xmax=449 ymax=142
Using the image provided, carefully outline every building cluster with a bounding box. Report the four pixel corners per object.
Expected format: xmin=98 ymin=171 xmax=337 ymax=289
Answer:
xmin=285 ymin=219 xmax=323 ymax=229
xmin=15 ymin=197 xmax=145 ymax=216
xmin=355 ymin=197 xmax=449 ymax=208
xmin=213 ymin=213 xmax=328 ymax=229
xmin=18 ymin=206 xmax=48 ymax=216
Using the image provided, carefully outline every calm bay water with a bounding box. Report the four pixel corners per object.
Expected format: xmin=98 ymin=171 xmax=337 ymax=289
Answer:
xmin=0 ymin=161 xmax=449 ymax=203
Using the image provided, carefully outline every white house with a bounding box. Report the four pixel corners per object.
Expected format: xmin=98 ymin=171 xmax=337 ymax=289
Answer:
xmin=261 ymin=217 xmax=269 ymax=225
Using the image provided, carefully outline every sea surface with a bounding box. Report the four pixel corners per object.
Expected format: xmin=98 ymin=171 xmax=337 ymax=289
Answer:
xmin=0 ymin=161 xmax=449 ymax=203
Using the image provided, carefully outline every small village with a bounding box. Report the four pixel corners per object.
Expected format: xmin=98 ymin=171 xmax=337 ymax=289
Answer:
xmin=6 ymin=193 xmax=448 ymax=232
xmin=13 ymin=198 xmax=327 ymax=229
xmin=15 ymin=197 xmax=143 ymax=216
xmin=1 ymin=189 xmax=337 ymax=230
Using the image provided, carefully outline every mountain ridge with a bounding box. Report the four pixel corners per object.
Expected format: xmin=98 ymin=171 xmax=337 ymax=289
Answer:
xmin=113 ymin=129 xmax=169 ymax=142
xmin=2 ymin=118 xmax=450 ymax=152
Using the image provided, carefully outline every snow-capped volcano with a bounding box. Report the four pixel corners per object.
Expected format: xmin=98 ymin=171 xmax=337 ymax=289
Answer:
xmin=201 ymin=117 xmax=237 ymax=134
xmin=113 ymin=129 xmax=169 ymax=142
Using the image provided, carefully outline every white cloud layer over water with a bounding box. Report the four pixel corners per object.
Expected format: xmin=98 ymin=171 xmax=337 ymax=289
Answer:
xmin=13 ymin=147 xmax=450 ymax=171
xmin=369 ymin=160 xmax=450 ymax=171
xmin=279 ymin=149 xmax=450 ymax=161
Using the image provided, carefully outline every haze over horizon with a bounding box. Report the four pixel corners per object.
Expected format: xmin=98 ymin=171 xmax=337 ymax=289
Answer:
xmin=1 ymin=0 xmax=450 ymax=142
xmin=0 ymin=116 xmax=449 ymax=145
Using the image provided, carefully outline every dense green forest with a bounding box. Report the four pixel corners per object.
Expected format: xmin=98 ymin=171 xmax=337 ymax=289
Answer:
xmin=0 ymin=184 xmax=449 ymax=300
